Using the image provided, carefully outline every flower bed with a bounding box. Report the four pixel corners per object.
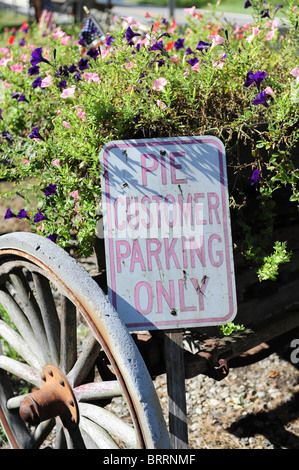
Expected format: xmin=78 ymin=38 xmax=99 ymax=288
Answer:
xmin=0 ymin=0 xmax=298 ymax=283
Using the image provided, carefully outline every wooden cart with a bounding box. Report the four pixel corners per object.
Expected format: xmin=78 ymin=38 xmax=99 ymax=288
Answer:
xmin=0 ymin=135 xmax=298 ymax=449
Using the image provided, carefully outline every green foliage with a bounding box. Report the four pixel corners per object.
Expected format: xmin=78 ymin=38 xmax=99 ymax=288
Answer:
xmin=0 ymin=1 xmax=298 ymax=271
xmin=218 ymin=322 xmax=245 ymax=336
xmin=256 ymin=241 xmax=292 ymax=281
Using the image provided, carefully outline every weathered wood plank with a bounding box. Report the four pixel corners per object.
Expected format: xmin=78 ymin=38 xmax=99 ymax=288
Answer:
xmin=164 ymin=330 xmax=188 ymax=449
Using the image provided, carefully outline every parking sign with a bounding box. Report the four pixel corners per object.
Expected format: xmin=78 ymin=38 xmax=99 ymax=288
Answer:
xmin=100 ymin=136 xmax=237 ymax=331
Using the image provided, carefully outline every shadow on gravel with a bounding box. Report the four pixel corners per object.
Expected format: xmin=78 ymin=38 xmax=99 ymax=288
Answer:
xmin=228 ymin=345 xmax=299 ymax=449
xmin=228 ymin=391 xmax=299 ymax=449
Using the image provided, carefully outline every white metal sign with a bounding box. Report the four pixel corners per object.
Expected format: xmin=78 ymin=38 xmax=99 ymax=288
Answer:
xmin=99 ymin=136 xmax=237 ymax=331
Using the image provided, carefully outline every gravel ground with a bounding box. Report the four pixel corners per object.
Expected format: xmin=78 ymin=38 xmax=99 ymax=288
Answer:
xmin=154 ymin=347 xmax=299 ymax=449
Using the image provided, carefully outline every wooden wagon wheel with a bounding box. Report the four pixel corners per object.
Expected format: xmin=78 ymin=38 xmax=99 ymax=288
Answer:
xmin=0 ymin=232 xmax=170 ymax=449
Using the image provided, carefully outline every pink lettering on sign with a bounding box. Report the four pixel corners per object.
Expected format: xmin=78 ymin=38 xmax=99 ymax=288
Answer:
xmin=134 ymin=281 xmax=152 ymax=314
xmin=141 ymin=152 xmax=188 ymax=186
xmin=141 ymin=154 xmax=158 ymax=186
xmin=170 ymin=152 xmax=188 ymax=184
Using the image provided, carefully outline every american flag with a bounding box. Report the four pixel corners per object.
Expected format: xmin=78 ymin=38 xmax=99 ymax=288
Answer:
xmin=38 ymin=0 xmax=55 ymax=35
xmin=80 ymin=15 xmax=106 ymax=47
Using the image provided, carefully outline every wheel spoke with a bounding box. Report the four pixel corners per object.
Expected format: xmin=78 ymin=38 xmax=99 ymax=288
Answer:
xmin=60 ymin=295 xmax=77 ymax=374
xmin=79 ymin=402 xmax=137 ymax=448
xmin=0 ymin=319 xmax=41 ymax=370
xmin=74 ymin=380 xmax=122 ymax=402
xmin=0 ymin=356 xmax=40 ymax=387
xmin=79 ymin=416 xmax=119 ymax=449
xmin=0 ymin=289 xmax=45 ymax=366
xmin=8 ymin=271 xmax=50 ymax=361
xmin=67 ymin=335 xmax=101 ymax=387
xmin=32 ymin=273 xmax=60 ymax=365
xmin=63 ymin=426 xmax=86 ymax=449
xmin=32 ymin=419 xmax=55 ymax=449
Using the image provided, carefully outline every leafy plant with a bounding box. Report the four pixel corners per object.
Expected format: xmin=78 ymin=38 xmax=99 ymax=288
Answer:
xmin=0 ymin=1 xmax=298 ymax=271
xmin=218 ymin=322 xmax=245 ymax=336
xmin=257 ymin=241 xmax=292 ymax=281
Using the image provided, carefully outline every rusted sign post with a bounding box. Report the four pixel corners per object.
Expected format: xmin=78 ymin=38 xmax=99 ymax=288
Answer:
xmin=100 ymin=136 xmax=237 ymax=447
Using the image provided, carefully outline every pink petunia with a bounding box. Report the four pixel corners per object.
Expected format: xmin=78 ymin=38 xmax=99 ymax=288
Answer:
xmin=84 ymin=72 xmax=100 ymax=82
xmin=60 ymin=85 xmax=76 ymax=98
xmin=19 ymin=54 xmax=28 ymax=62
xmin=0 ymin=56 xmax=12 ymax=67
xmin=10 ymin=63 xmax=23 ymax=72
xmin=184 ymin=6 xmax=196 ymax=15
xmin=125 ymin=62 xmax=136 ymax=69
xmin=51 ymin=159 xmax=60 ymax=167
xmin=265 ymin=86 xmax=275 ymax=96
xmin=71 ymin=190 xmax=79 ymax=198
xmin=290 ymin=67 xmax=299 ymax=78
xmin=61 ymin=35 xmax=71 ymax=45
xmin=209 ymin=34 xmax=225 ymax=47
xmin=247 ymin=26 xmax=260 ymax=42
xmin=121 ymin=16 xmax=139 ymax=26
xmin=76 ymin=108 xmax=86 ymax=122
xmin=62 ymin=121 xmax=72 ymax=129
xmin=52 ymin=29 xmax=65 ymax=39
xmin=153 ymin=78 xmax=168 ymax=91
xmin=169 ymin=55 xmax=180 ymax=63
xmin=265 ymin=29 xmax=275 ymax=41
xmin=41 ymin=74 xmax=52 ymax=87
xmin=157 ymin=99 xmax=167 ymax=109
xmin=0 ymin=47 xmax=9 ymax=54
xmin=191 ymin=62 xmax=200 ymax=71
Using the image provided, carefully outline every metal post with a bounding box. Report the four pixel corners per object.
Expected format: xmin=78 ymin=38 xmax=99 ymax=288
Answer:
xmin=168 ymin=0 xmax=175 ymax=20
xmin=164 ymin=330 xmax=188 ymax=448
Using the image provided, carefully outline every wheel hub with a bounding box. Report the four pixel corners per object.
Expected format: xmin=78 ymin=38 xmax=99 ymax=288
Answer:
xmin=19 ymin=365 xmax=79 ymax=430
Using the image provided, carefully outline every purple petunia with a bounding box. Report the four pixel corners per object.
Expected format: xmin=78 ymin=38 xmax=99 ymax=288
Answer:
xmin=0 ymin=109 xmax=2 ymax=120
xmin=174 ymin=38 xmax=185 ymax=51
xmin=251 ymin=169 xmax=260 ymax=185
xmin=44 ymin=183 xmax=57 ymax=196
xmin=4 ymin=208 xmax=16 ymax=219
xmin=29 ymin=127 xmax=45 ymax=141
xmin=32 ymin=76 xmax=42 ymax=89
xmin=185 ymin=47 xmax=194 ymax=55
xmin=244 ymin=0 xmax=251 ymax=8
xmin=105 ymin=35 xmax=115 ymax=46
xmin=57 ymin=79 xmax=67 ymax=89
xmin=125 ymin=26 xmax=141 ymax=45
xmin=196 ymin=40 xmax=210 ymax=52
xmin=77 ymin=58 xmax=89 ymax=71
xmin=186 ymin=57 xmax=199 ymax=66
xmin=2 ymin=131 xmax=13 ymax=142
xmin=252 ymin=90 xmax=269 ymax=107
xmin=87 ymin=47 xmax=100 ymax=59
xmin=28 ymin=65 xmax=40 ymax=76
xmin=46 ymin=233 xmax=58 ymax=243
xmin=68 ymin=63 xmax=78 ymax=73
xmin=150 ymin=40 xmax=164 ymax=52
xmin=244 ymin=71 xmax=267 ymax=91
xmin=260 ymin=9 xmax=270 ymax=18
xmin=12 ymin=92 xmax=29 ymax=103
xmin=30 ymin=47 xmax=51 ymax=67
xmin=33 ymin=210 xmax=48 ymax=223
xmin=17 ymin=209 xmax=28 ymax=219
